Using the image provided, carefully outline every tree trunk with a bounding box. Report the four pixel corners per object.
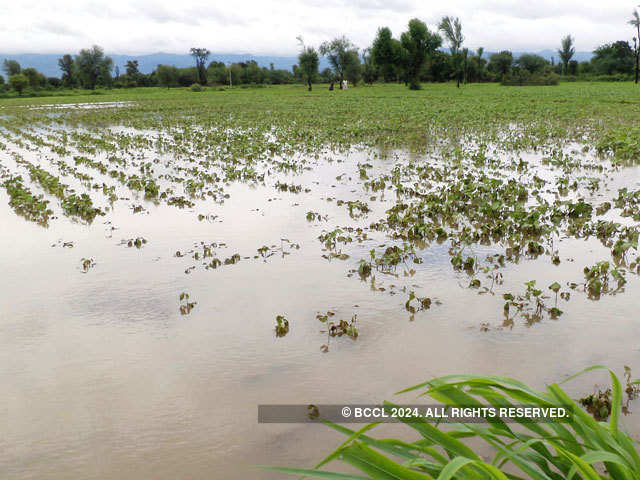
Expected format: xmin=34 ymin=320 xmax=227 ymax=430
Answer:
xmin=308 ymin=79 xmax=312 ymax=91
xmin=339 ymin=74 xmax=343 ymax=89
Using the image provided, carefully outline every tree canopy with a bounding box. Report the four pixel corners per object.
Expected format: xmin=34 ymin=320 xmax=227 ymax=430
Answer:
xmin=320 ymin=36 xmax=359 ymax=88
xmin=371 ymin=27 xmax=402 ymax=82
xmin=558 ymin=35 xmax=575 ymax=74
xmin=297 ymin=38 xmax=319 ymax=91
xmin=57 ymin=54 xmax=75 ymax=87
xmin=75 ymin=46 xmax=113 ymax=89
xmin=488 ymin=51 xmax=514 ymax=78
xmin=9 ymin=73 xmax=28 ymax=95
xmin=3 ymin=59 xmax=21 ymax=77
xmin=592 ymin=41 xmax=635 ymax=75
xmin=400 ymin=18 xmax=442 ymax=89
xmin=190 ymin=48 xmax=210 ymax=85
xmin=516 ymin=54 xmax=548 ymax=74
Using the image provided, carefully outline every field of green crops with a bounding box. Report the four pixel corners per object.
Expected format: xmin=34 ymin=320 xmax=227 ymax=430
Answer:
xmin=2 ymin=82 xmax=640 ymax=479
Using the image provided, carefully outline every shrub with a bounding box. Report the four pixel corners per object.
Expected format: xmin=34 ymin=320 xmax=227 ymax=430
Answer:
xmin=584 ymin=74 xmax=634 ymax=82
xmin=501 ymin=70 xmax=559 ymax=86
xmin=190 ymin=83 xmax=203 ymax=92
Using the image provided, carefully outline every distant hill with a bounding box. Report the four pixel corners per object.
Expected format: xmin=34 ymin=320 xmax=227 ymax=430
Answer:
xmin=1 ymin=50 xmax=592 ymax=79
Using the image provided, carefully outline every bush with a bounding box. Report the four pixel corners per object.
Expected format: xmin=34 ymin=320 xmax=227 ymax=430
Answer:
xmin=583 ymin=74 xmax=634 ymax=82
xmin=190 ymin=83 xmax=203 ymax=92
xmin=501 ymin=70 xmax=559 ymax=86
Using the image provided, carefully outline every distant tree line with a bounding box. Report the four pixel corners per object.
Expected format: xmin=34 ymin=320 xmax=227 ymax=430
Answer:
xmin=1 ymin=8 xmax=639 ymax=96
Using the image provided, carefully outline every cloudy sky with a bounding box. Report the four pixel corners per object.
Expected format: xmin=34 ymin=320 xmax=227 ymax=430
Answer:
xmin=1 ymin=0 xmax=637 ymax=55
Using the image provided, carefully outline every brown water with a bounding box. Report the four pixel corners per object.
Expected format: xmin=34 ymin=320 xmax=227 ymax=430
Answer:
xmin=2 ymin=124 xmax=640 ymax=478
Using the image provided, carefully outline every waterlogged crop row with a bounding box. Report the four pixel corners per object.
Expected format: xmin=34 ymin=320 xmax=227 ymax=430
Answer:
xmin=0 ymin=83 xmax=639 ymax=343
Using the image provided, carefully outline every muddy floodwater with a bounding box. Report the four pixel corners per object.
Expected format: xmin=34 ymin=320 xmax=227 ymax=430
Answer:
xmin=2 ymin=107 xmax=640 ymax=479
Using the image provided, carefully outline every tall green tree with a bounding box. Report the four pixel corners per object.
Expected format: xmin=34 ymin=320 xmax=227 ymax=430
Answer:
xmin=76 ymin=46 xmax=113 ymax=89
xmin=558 ymin=35 xmax=575 ymax=75
xmin=592 ymin=41 xmax=635 ymax=75
xmin=400 ymin=18 xmax=442 ymax=90
xmin=568 ymin=60 xmax=579 ymax=75
xmin=462 ymin=48 xmax=469 ymax=83
xmin=361 ymin=48 xmax=378 ymax=84
xmin=2 ymin=59 xmax=20 ymax=77
xmin=438 ymin=16 xmax=464 ymax=87
xmin=516 ymin=54 xmax=548 ymax=74
xmin=125 ymin=60 xmax=140 ymax=77
xmin=57 ymin=54 xmax=75 ymax=87
xmin=156 ymin=64 xmax=179 ymax=89
xmin=9 ymin=73 xmax=28 ymax=95
xmin=320 ymin=36 xmax=358 ymax=89
xmin=297 ymin=37 xmax=319 ymax=91
xmin=371 ymin=27 xmax=399 ymax=82
xmin=190 ymin=48 xmax=210 ymax=85
xmin=488 ymin=51 xmax=513 ymax=79
xmin=630 ymin=9 xmax=640 ymax=84
xmin=22 ymin=67 xmax=45 ymax=89
xmin=472 ymin=47 xmax=487 ymax=81
xmin=344 ymin=50 xmax=362 ymax=86
xmin=239 ymin=60 xmax=265 ymax=84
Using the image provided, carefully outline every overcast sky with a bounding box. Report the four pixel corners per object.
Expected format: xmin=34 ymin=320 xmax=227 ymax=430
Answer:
xmin=1 ymin=0 xmax=637 ymax=55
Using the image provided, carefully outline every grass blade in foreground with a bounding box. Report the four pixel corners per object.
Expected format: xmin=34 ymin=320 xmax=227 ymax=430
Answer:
xmin=261 ymin=368 xmax=640 ymax=479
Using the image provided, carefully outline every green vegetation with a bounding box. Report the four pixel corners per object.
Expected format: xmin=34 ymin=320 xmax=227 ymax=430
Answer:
xmin=3 ymin=61 xmax=640 ymax=478
xmin=401 ymin=19 xmax=441 ymax=89
xmin=3 ymin=7 xmax=640 ymax=479
xmin=8 ymin=73 xmax=28 ymax=95
xmin=76 ymin=45 xmax=113 ymax=90
xmin=275 ymin=315 xmax=290 ymax=337
xmin=320 ymin=36 xmax=360 ymax=89
xmin=1 ymin=80 xmax=639 ymax=333
xmin=558 ymin=35 xmax=575 ymax=75
xmin=262 ymin=367 xmax=640 ymax=479
xmin=298 ymin=37 xmax=320 ymax=91
xmin=2 ymin=175 xmax=52 ymax=224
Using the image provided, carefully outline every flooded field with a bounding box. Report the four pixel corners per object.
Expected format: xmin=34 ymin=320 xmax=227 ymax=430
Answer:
xmin=2 ymin=84 xmax=640 ymax=479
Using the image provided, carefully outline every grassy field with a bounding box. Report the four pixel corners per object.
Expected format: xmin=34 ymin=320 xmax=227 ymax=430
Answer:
xmin=2 ymin=82 xmax=639 ymax=146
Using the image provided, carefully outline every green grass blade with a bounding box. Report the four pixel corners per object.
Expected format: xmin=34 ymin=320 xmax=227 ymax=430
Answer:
xmin=254 ymin=465 xmax=372 ymax=480
xmin=341 ymin=442 xmax=434 ymax=480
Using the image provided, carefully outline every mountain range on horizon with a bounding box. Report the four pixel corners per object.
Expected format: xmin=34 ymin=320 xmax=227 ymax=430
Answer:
xmin=0 ymin=50 xmax=595 ymax=78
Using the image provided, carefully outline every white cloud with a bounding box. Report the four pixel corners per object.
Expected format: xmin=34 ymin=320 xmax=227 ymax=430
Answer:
xmin=0 ymin=0 xmax=637 ymax=54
